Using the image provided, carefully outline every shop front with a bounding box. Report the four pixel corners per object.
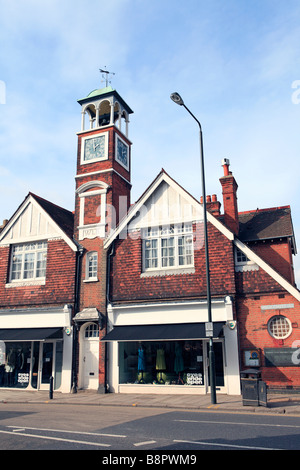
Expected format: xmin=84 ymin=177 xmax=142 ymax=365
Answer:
xmin=118 ymin=338 xmax=225 ymax=389
xmin=0 ymin=306 xmax=73 ymax=393
xmin=104 ymin=299 xmax=241 ymax=395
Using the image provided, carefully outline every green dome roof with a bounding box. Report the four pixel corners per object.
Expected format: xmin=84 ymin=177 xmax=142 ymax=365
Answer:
xmin=86 ymin=86 xmax=114 ymax=98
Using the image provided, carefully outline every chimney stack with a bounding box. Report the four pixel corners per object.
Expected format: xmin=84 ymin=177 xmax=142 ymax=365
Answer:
xmin=200 ymin=194 xmax=221 ymax=217
xmin=219 ymin=159 xmax=239 ymax=235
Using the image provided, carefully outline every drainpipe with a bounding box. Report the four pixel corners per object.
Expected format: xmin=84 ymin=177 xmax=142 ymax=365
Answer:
xmin=71 ymin=243 xmax=84 ymax=394
xmin=104 ymin=241 xmax=114 ymax=393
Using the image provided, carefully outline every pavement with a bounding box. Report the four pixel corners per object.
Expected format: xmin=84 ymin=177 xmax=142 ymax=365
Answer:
xmin=1 ymin=389 xmax=300 ymax=415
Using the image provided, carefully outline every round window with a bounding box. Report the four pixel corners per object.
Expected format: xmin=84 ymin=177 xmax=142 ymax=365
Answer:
xmin=268 ymin=315 xmax=292 ymax=339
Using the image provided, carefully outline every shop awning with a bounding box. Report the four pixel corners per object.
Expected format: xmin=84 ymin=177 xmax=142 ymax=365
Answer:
xmin=101 ymin=322 xmax=225 ymax=342
xmin=0 ymin=328 xmax=63 ymax=342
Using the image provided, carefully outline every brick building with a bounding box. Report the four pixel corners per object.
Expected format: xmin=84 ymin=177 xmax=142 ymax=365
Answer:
xmin=0 ymin=193 xmax=78 ymax=392
xmin=0 ymin=84 xmax=299 ymax=396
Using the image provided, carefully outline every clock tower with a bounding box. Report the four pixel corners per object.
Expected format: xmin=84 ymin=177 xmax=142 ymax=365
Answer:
xmin=73 ymin=85 xmax=133 ymax=392
xmin=75 ymin=85 xmax=133 ymax=241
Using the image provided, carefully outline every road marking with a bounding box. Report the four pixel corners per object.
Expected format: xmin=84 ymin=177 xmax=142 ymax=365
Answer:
xmin=174 ymin=419 xmax=300 ymax=429
xmin=174 ymin=439 xmax=282 ymax=451
xmin=6 ymin=425 xmax=126 ymax=438
xmin=12 ymin=428 xmax=25 ymax=432
xmin=134 ymin=440 xmax=156 ymax=447
xmin=0 ymin=429 xmax=111 ymax=447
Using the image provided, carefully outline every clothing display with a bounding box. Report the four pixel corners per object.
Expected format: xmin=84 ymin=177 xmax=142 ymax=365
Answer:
xmin=156 ymin=348 xmax=166 ymax=370
xmin=174 ymin=342 xmax=184 ymax=374
xmin=137 ymin=347 xmax=145 ymax=371
xmin=119 ymin=340 xmax=212 ymax=387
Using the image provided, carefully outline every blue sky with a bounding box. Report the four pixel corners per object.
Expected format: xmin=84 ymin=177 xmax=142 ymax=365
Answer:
xmin=1 ymin=0 xmax=300 ymax=282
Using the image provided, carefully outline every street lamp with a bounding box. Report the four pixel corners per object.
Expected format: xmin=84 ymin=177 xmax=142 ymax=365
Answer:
xmin=170 ymin=92 xmax=217 ymax=404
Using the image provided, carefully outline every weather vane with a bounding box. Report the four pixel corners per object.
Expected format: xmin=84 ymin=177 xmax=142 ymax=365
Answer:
xmin=99 ymin=67 xmax=115 ymax=87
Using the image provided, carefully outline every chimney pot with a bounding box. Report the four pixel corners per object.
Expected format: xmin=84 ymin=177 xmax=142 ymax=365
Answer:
xmin=222 ymin=158 xmax=230 ymax=176
xmin=206 ymin=195 xmax=211 ymax=203
xmin=219 ymin=160 xmax=239 ymax=234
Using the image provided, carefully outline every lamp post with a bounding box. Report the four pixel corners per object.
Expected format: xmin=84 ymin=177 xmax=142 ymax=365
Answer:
xmin=170 ymin=92 xmax=217 ymax=404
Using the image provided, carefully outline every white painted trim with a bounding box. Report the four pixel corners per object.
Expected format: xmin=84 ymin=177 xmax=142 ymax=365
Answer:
xmin=75 ymin=168 xmax=131 ymax=186
xmin=107 ymin=299 xmax=230 ymax=327
xmin=0 ymin=195 xmax=77 ymax=252
xmin=115 ymin=133 xmax=129 ymax=170
xmin=234 ymin=238 xmax=300 ymax=301
xmin=104 ymin=171 xmax=234 ymax=249
xmin=80 ymin=131 xmax=109 ymax=165
xmin=261 ymin=303 xmax=294 ymax=311
xmin=76 ymin=180 xmax=110 ymax=193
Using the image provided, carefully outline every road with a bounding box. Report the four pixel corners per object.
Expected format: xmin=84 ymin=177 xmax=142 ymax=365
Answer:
xmin=0 ymin=402 xmax=299 ymax=453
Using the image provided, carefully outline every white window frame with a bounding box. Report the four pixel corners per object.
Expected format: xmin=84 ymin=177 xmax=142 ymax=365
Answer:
xmin=142 ymin=223 xmax=194 ymax=273
xmin=84 ymin=323 xmax=99 ymax=338
xmin=9 ymin=241 xmax=47 ymax=282
xmin=80 ymin=131 xmax=109 ymax=165
xmin=268 ymin=315 xmax=292 ymax=340
xmin=85 ymin=251 xmax=98 ymax=282
xmin=115 ymin=134 xmax=129 ymax=171
xmin=234 ymin=247 xmax=259 ymax=272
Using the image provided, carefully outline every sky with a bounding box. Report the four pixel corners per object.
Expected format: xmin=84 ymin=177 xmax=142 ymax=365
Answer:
xmin=1 ymin=0 xmax=300 ymax=282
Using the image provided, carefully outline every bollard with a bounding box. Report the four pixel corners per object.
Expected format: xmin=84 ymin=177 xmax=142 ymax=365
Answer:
xmin=49 ymin=376 xmax=54 ymax=400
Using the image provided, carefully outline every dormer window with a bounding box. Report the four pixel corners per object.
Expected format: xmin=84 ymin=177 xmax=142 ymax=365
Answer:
xmin=10 ymin=241 xmax=47 ymax=282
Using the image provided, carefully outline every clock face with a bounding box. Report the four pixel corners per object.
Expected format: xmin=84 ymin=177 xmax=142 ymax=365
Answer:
xmin=116 ymin=136 xmax=129 ymax=169
xmin=83 ymin=135 xmax=106 ymax=162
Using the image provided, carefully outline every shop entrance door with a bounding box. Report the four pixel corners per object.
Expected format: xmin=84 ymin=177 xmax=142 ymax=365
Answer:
xmin=82 ymin=337 xmax=99 ymax=389
xmin=81 ymin=323 xmax=99 ymax=390
xmin=39 ymin=342 xmax=54 ymax=390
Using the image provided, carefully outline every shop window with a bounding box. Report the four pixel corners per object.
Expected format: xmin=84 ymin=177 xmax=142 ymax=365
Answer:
xmin=119 ymin=341 xmax=204 ymax=386
xmin=10 ymin=241 xmax=47 ymax=282
xmin=143 ymin=224 xmax=194 ymax=272
xmin=0 ymin=342 xmax=32 ymax=388
xmin=268 ymin=315 xmax=292 ymax=340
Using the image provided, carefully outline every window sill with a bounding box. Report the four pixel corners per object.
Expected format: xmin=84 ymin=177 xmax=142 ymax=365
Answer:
xmin=235 ymin=263 xmax=259 ymax=272
xmin=141 ymin=267 xmax=195 ymax=278
xmin=83 ymin=278 xmax=99 ymax=283
xmin=6 ymin=279 xmax=46 ymax=288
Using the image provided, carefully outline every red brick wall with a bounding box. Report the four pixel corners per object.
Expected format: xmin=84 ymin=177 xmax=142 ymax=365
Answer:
xmin=0 ymin=239 xmax=76 ymax=309
xmin=237 ymin=293 xmax=300 ymax=389
xmin=79 ymin=239 xmax=107 ymax=313
xmin=250 ymin=240 xmax=295 ymax=285
xmin=77 ymin=128 xmax=131 ymax=182
xmin=74 ymin=128 xmax=131 ymax=237
xmin=110 ymin=222 xmax=236 ymax=303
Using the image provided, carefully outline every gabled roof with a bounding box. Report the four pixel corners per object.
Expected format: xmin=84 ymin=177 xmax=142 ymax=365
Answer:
xmin=29 ymin=193 xmax=74 ymax=240
xmin=103 ymin=168 xmax=300 ymax=302
xmin=238 ymin=206 xmax=296 ymax=251
xmin=103 ymin=169 xmax=234 ymax=250
xmin=0 ymin=193 xmax=77 ymax=251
